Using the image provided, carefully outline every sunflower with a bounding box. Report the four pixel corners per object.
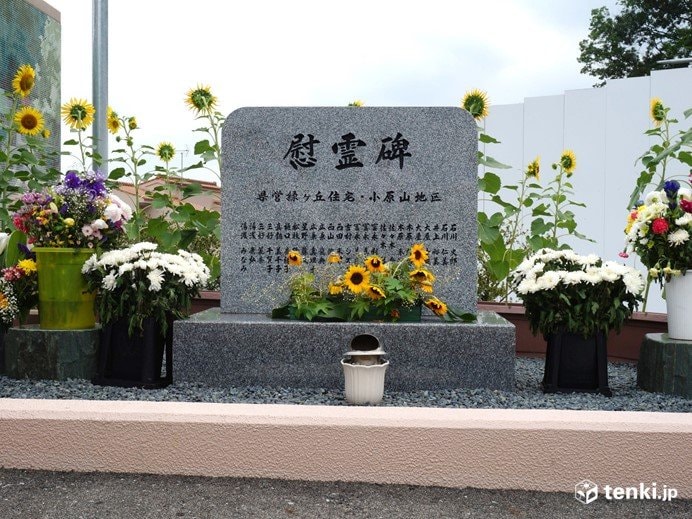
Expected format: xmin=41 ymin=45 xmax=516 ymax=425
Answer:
xmin=106 ymin=107 xmax=121 ymax=134
xmin=157 ymin=142 xmax=176 ymax=162
xmin=42 ymin=128 xmax=51 ymax=139
xmin=185 ymin=85 xmax=217 ymax=113
xmin=0 ymin=293 xmax=8 ymax=310
xmin=424 ymin=297 xmax=448 ymax=317
xmin=526 ymin=156 xmax=540 ymax=181
xmin=409 ymin=243 xmax=429 ymax=268
xmin=559 ymin=150 xmax=577 ymax=176
xmin=327 ymin=252 xmax=341 ymax=264
xmin=409 ymin=268 xmax=435 ymax=283
xmin=364 ymin=255 xmax=386 ymax=272
xmin=461 ymin=89 xmax=489 ymax=121
xmin=650 ymin=97 xmax=665 ymax=126
xmin=61 ymin=98 xmax=95 ymax=130
xmin=328 ymin=282 xmax=343 ymax=295
xmin=14 ymin=106 xmax=44 ymax=136
xmin=343 ymin=265 xmax=370 ymax=294
xmin=128 ymin=117 xmax=137 ymax=130
xmin=287 ymin=250 xmax=302 ymax=266
xmin=12 ymin=64 xmax=35 ymax=97
xmin=348 ymin=100 xmax=364 ymax=107
xmin=367 ymin=285 xmax=386 ymax=300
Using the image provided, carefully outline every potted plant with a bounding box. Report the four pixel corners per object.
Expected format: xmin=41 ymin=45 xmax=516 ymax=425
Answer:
xmin=0 ymin=279 xmax=19 ymax=373
xmin=12 ymin=170 xmax=132 ymax=329
xmin=2 ymin=257 xmax=39 ymax=326
xmin=624 ymin=182 xmax=692 ymax=340
xmin=82 ymin=242 xmax=209 ymax=388
xmin=511 ymin=248 xmax=645 ymax=395
xmin=272 ymin=243 xmax=474 ymax=322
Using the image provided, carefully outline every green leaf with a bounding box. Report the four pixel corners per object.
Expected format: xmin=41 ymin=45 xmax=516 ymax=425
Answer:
xmin=478 ymin=153 xmax=512 ymax=169
xmin=194 ymin=139 xmax=214 ymax=155
xmin=479 ymin=133 xmax=501 ymax=144
xmin=531 ymin=218 xmax=552 ymax=235
xmin=478 ymin=172 xmax=501 ymax=194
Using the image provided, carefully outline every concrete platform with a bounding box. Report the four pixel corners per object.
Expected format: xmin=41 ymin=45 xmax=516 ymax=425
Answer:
xmin=173 ymin=309 xmax=515 ymax=391
xmin=0 ymin=399 xmax=689 ymax=498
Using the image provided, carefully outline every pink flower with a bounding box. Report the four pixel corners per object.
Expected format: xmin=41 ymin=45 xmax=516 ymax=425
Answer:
xmin=651 ymin=218 xmax=669 ymax=235
xmin=618 ymin=251 xmax=629 ymax=259
xmin=82 ymin=225 xmax=94 ymax=237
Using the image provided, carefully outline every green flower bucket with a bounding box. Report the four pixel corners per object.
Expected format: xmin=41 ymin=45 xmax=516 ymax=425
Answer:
xmin=34 ymin=247 xmax=96 ymax=330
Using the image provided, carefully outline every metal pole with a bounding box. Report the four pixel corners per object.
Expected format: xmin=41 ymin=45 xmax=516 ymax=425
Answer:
xmin=92 ymin=0 xmax=108 ymax=172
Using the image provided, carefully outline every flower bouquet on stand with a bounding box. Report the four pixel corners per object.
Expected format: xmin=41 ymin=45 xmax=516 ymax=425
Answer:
xmin=12 ymin=170 xmax=132 ymax=329
xmin=624 ymin=181 xmax=692 ymax=340
xmin=512 ymin=249 xmax=645 ymax=395
xmin=83 ymin=242 xmax=210 ymax=387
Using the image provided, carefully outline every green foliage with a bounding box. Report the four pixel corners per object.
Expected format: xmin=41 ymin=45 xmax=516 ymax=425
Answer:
xmin=577 ymin=0 xmax=692 ymax=86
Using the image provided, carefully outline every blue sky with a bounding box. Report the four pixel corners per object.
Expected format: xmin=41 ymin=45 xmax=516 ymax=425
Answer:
xmin=48 ymin=0 xmax=619 ymax=177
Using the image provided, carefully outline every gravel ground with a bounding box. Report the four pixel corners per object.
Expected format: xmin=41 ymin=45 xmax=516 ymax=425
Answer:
xmin=0 ymin=357 xmax=689 ymax=412
xmin=0 ymin=469 xmax=690 ymax=519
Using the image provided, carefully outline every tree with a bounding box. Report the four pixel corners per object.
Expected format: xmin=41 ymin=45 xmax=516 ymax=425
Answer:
xmin=578 ymin=0 xmax=692 ymax=86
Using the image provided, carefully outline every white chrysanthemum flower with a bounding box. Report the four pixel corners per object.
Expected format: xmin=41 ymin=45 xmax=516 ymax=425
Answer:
xmin=517 ymin=278 xmax=539 ymax=294
xmin=118 ymin=263 xmax=134 ymax=275
xmin=580 ymin=254 xmax=600 ymax=266
xmin=536 ymin=271 xmax=560 ymax=290
xmin=82 ymin=254 xmax=98 ymax=273
xmin=90 ymin=218 xmax=108 ymax=230
xmin=147 ymin=269 xmax=164 ymax=292
xmin=131 ymin=242 xmax=158 ymax=253
xmin=562 ymin=271 xmax=586 ymax=285
xmin=667 ymin=229 xmax=689 ymax=246
xmin=582 ymin=268 xmax=603 ymax=284
xmin=514 ymin=258 xmax=534 ymax=274
xmin=623 ymin=270 xmax=645 ymax=295
xmin=644 ymin=190 xmax=668 ymax=206
xmin=102 ymin=272 xmax=118 ymax=291
xmin=598 ymin=266 xmax=619 ymax=282
xmin=678 ymin=187 xmax=692 ymax=202
xmin=675 ymin=213 xmax=692 ymax=227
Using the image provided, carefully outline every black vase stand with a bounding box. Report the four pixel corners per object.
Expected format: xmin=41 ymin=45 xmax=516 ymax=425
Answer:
xmin=542 ymin=331 xmax=612 ymax=397
xmin=93 ymin=319 xmax=172 ymax=389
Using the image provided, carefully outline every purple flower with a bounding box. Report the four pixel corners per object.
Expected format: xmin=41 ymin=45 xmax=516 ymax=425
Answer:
xmin=59 ymin=203 xmax=69 ymax=215
xmin=664 ymin=179 xmax=680 ymax=199
xmin=64 ymin=171 xmax=82 ymax=189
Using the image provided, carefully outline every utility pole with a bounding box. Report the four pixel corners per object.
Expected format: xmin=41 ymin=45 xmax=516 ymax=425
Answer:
xmin=92 ymin=0 xmax=108 ymax=172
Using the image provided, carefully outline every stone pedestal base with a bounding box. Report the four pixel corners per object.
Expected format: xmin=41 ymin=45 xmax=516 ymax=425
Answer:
xmin=4 ymin=326 xmax=99 ymax=381
xmin=638 ymin=333 xmax=691 ymax=399
xmin=173 ymin=309 xmax=515 ymax=391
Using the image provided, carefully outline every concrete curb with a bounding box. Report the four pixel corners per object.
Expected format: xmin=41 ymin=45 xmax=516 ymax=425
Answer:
xmin=1 ymin=399 xmax=690 ymax=498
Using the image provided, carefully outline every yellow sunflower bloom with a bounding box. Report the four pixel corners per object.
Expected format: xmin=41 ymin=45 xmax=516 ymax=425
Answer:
xmin=185 ymin=85 xmax=217 ymax=113
xmin=424 ymin=297 xmax=448 ymax=317
xmin=461 ymin=89 xmax=489 ymax=121
xmin=128 ymin=117 xmax=137 ymax=130
xmin=12 ymin=64 xmax=35 ymax=97
xmin=61 ymin=98 xmax=95 ymax=130
xmin=14 ymin=106 xmax=44 ymax=136
xmin=17 ymin=259 xmax=37 ymax=274
xmin=409 ymin=268 xmax=435 ymax=283
xmin=344 ymin=265 xmax=370 ymax=294
xmin=559 ymin=150 xmax=576 ymax=177
xmin=650 ymin=97 xmax=665 ymax=126
xmin=364 ymin=255 xmax=386 ymax=272
xmin=0 ymin=293 xmax=8 ymax=310
xmin=409 ymin=243 xmax=429 ymax=268
xmin=526 ymin=156 xmax=540 ymax=181
xmin=287 ymin=250 xmax=302 ymax=266
xmin=348 ymin=100 xmax=364 ymax=107
xmin=106 ymin=107 xmax=121 ymax=134
xmin=42 ymin=128 xmax=51 ymax=138
xmin=329 ymin=282 xmax=343 ymax=295
xmin=327 ymin=252 xmax=342 ymax=264
xmin=157 ymin=142 xmax=176 ymax=162
xmin=367 ymin=285 xmax=386 ymax=300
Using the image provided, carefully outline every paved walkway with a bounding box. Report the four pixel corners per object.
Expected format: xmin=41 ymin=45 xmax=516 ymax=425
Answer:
xmin=0 ymin=469 xmax=689 ymax=518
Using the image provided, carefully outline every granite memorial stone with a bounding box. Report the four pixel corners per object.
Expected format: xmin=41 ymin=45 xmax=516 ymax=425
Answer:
xmin=221 ymin=107 xmax=477 ymax=314
xmin=174 ymin=107 xmax=515 ymax=391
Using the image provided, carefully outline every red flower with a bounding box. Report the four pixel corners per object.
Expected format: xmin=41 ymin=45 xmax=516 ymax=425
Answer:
xmin=618 ymin=251 xmax=629 ymax=259
xmin=681 ymin=199 xmax=692 ymax=213
xmin=651 ymin=218 xmax=669 ymax=235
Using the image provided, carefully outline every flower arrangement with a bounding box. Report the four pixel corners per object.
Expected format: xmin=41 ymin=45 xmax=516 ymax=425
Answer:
xmin=272 ymin=243 xmax=474 ymax=322
xmin=624 ymin=181 xmax=691 ymax=282
xmin=511 ymin=249 xmax=644 ymax=337
xmin=0 ymin=278 xmax=19 ymax=329
xmin=12 ymin=170 xmax=132 ymax=249
xmin=82 ymin=242 xmax=210 ymax=336
xmin=2 ymin=258 xmax=38 ymax=325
